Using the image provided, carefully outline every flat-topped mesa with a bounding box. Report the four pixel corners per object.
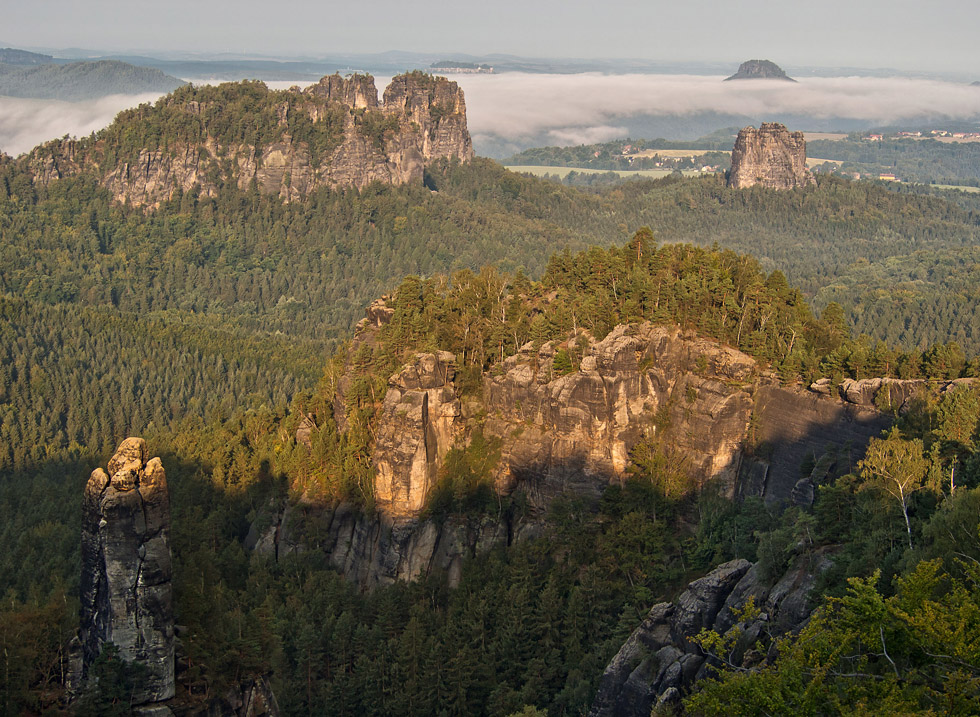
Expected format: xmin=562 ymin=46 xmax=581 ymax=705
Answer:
xmin=27 ymin=72 xmax=473 ymax=207
xmin=76 ymin=437 xmax=174 ymax=705
xmin=724 ymin=59 xmax=795 ymax=82
xmin=727 ymin=122 xmax=816 ymax=190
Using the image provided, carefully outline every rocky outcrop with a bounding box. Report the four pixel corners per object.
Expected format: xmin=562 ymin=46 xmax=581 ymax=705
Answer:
xmin=590 ymin=554 xmax=831 ymax=716
xmin=484 ymin=324 xmax=758 ymax=507
xmin=724 ymin=59 xmax=795 ymax=82
xmin=182 ymin=675 xmax=281 ymax=717
xmin=28 ymin=72 xmax=473 ymax=207
xmin=373 ymin=351 xmax=462 ymax=519
xmin=316 ymin=311 xmax=899 ymax=583
xmin=333 ymin=319 xmax=893 ymax=521
xmin=727 ymin=123 xmax=816 ymax=190
xmin=480 ymin=323 xmax=887 ymax=511
xmin=78 ymin=438 xmax=175 ymax=705
xmin=248 ymin=499 xmax=539 ymax=590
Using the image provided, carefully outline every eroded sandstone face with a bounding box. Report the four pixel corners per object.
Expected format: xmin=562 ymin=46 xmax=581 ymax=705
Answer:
xmin=28 ymin=72 xmax=473 ymax=208
xmin=373 ymin=351 xmax=462 ymax=519
xmin=483 ymin=324 xmax=758 ymax=506
xmin=727 ymin=122 xmax=816 ymax=190
xmin=359 ymin=321 xmax=896 ymax=520
xmin=79 ymin=437 xmax=174 ymax=704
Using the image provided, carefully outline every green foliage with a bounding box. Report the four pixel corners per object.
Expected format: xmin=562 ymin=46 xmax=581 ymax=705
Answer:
xmin=356 ymin=110 xmax=400 ymax=151
xmin=75 ymin=643 xmax=149 ymax=716
xmin=90 ymin=80 xmax=347 ymax=167
xmin=686 ymin=561 xmax=980 ymax=716
xmin=808 ymin=136 xmax=980 ymax=186
xmin=426 ymin=430 xmax=503 ymax=520
xmin=0 ymin=584 xmax=74 ymax=715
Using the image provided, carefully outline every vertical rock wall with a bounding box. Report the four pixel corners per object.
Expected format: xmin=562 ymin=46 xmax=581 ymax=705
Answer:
xmin=79 ymin=437 xmax=175 ymax=704
xmin=727 ymin=122 xmax=816 ymax=190
xmin=372 ymin=351 xmax=462 ymax=519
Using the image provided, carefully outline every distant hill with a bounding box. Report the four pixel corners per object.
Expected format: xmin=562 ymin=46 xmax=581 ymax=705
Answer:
xmin=724 ymin=59 xmax=795 ymax=82
xmin=0 ymin=47 xmax=53 ymax=65
xmin=0 ymin=59 xmax=184 ymax=100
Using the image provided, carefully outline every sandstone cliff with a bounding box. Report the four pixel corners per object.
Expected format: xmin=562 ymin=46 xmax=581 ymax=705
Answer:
xmin=360 ymin=319 xmax=890 ymax=522
xmin=727 ymin=123 xmax=816 ymax=190
xmin=373 ymin=351 xmax=461 ymax=519
xmin=77 ymin=437 xmax=175 ymax=705
xmin=28 ymin=72 xmax=473 ymax=207
xmin=589 ymin=554 xmax=829 ymax=716
xmin=277 ymin=299 xmax=918 ymax=590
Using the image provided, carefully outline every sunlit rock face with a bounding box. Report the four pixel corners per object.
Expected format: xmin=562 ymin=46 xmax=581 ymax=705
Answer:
xmin=483 ymin=324 xmax=758 ymax=506
xmin=373 ymin=351 xmax=462 ymax=519
xmin=727 ymin=122 xmax=815 ymax=190
xmin=78 ymin=437 xmax=174 ymax=704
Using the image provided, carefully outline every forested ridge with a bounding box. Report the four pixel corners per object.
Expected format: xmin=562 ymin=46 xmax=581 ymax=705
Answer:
xmin=1 ymin=88 xmax=980 ymax=713
xmin=0 ymin=60 xmax=184 ymax=101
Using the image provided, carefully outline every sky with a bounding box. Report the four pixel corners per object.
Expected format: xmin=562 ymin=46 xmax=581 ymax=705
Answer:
xmin=4 ymin=0 xmax=980 ymax=74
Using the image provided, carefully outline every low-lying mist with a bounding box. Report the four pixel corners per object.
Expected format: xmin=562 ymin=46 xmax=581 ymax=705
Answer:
xmin=2 ymin=73 xmax=978 ymax=159
xmin=454 ymin=73 xmax=980 ymax=157
xmin=0 ymin=93 xmax=165 ymax=157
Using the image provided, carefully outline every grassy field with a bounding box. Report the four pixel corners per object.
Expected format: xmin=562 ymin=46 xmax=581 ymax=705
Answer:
xmin=804 ymin=132 xmax=849 ymax=141
xmin=631 ymin=149 xmax=713 ymax=158
xmin=504 ymin=165 xmax=704 ymax=178
xmin=931 ymin=183 xmax=980 ymax=193
xmin=807 ymin=157 xmax=843 ymax=168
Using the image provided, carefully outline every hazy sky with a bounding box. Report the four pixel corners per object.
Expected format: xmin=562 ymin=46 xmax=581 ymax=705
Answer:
xmin=4 ymin=0 xmax=979 ymax=73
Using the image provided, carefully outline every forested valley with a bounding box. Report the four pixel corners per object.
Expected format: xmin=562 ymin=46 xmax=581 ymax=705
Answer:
xmin=2 ymin=98 xmax=980 ymax=714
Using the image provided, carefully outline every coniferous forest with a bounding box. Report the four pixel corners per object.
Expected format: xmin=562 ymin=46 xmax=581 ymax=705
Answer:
xmin=1 ymin=86 xmax=980 ymax=715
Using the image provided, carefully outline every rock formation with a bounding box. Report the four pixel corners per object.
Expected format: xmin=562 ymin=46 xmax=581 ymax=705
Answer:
xmin=28 ymin=72 xmax=473 ymax=207
xmin=479 ymin=323 xmax=889 ymax=511
xmin=334 ymin=315 xmax=892 ymax=523
xmin=78 ymin=437 xmax=175 ymax=705
xmin=727 ymin=123 xmax=816 ymax=190
xmin=724 ymin=59 xmax=795 ymax=82
xmin=298 ymin=305 xmax=899 ymax=589
xmin=590 ymin=554 xmax=830 ymax=716
xmin=483 ymin=324 xmax=758 ymax=506
xmin=248 ymin=500 xmax=532 ymax=590
xmin=373 ymin=351 xmax=461 ymax=519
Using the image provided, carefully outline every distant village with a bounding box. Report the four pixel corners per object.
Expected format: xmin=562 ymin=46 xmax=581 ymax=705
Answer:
xmin=864 ymin=130 xmax=980 ymax=141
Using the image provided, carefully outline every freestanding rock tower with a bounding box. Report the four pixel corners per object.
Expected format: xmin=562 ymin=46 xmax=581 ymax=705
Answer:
xmin=727 ymin=122 xmax=816 ymax=190
xmin=78 ymin=437 xmax=175 ymax=704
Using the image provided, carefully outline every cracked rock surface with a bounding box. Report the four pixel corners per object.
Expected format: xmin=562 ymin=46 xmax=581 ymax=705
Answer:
xmin=79 ymin=437 xmax=175 ymax=704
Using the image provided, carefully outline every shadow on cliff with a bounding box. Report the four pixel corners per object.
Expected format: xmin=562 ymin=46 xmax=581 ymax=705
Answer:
xmin=739 ymin=386 xmax=893 ymax=504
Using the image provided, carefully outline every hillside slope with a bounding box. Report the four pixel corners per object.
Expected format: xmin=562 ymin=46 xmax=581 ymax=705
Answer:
xmin=0 ymin=59 xmax=184 ymax=100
